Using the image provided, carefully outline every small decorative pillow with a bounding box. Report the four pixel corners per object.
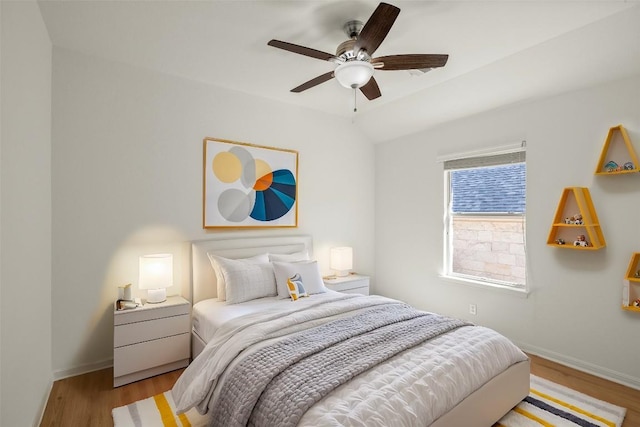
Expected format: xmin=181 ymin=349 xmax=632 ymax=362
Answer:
xmin=272 ymin=260 xmax=327 ymax=299
xmin=286 ymin=273 xmax=308 ymax=301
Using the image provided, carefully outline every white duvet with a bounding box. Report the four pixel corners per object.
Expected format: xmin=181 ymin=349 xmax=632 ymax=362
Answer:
xmin=173 ymin=293 xmax=527 ymax=426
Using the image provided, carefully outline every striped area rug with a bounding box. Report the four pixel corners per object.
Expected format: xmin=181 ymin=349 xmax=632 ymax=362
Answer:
xmin=112 ymin=375 xmax=626 ymax=427
xmin=112 ymin=391 xmax=208 ymax=427
xmin=497 ymin=375 xmax=626 ymax=427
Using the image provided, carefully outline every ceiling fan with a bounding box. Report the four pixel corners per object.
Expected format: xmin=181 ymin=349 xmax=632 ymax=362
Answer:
xmin=267 ymin=2 xmax=449 ymax=102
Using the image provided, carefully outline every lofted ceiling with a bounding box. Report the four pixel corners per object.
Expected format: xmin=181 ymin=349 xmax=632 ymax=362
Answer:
xmin=38 ymin=0 xmax=640 ymax=143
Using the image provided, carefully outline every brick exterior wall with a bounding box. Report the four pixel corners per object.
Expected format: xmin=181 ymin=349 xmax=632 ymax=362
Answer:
xmin=452 ymin=216 xmax=525 ymax=285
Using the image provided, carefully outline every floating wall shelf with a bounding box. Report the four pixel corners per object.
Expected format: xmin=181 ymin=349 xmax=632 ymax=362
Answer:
xmin=594 ymin=125 xmax=639 ymax=175
xmin=623 ymin=253 xmax=640 ymax=313
xmin=547 ymin=187 xmax=605 ymax=250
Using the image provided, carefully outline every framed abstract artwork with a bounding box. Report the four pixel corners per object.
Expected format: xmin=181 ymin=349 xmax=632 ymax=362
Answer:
xmin=203 ymin=138 xmax=298 ymax=229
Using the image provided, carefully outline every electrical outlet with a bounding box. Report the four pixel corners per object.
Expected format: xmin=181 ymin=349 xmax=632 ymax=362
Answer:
xmin=469 ymin=304 xmax=477 ymax=315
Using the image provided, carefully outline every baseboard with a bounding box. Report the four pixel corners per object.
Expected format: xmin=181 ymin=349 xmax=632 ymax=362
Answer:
xmin=518 ymin=342 xmax=640 ymax=391
xmin=53 ymin=358 xmax=113 ymax=381
xmin=35 ymin=377 xmax=53 ymax=427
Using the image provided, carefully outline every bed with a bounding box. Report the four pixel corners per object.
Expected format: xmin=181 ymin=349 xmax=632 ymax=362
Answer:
xmin=171 ymin=235 xmax=530 ymax=427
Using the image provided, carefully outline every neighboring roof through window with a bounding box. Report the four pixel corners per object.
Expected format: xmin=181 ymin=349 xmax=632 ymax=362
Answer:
xmin=451 ymin=163 xmax=525 ymax=214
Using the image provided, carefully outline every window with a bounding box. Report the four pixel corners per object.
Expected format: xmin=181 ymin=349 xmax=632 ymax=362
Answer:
xmin=443 ymin=149 xmax=526 ymax=290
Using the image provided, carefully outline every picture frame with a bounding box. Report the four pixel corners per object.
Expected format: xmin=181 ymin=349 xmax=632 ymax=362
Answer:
xmin=203 ymin=138 xmax=298 ymax=229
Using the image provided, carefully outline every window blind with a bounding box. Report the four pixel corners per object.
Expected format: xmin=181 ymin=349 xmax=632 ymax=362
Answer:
xmin=444 ymin=150 xmax=526 ymax=171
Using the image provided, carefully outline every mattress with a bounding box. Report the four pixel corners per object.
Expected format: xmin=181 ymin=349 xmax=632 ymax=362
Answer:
xmin=191 ymin=290 xmax=348 ymax=343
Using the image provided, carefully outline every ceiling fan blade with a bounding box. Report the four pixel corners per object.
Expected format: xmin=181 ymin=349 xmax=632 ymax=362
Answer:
xmin=359 ymin=77 xmax=381 ymax=100
xmin=291 ymin=71 xmax=335 ymax=93
xmin=372 ymin=54 xmax=449 ymax=70
xmin=268 ymin=40 xmax=337 ymax=62
xmin=353 ymin=3 xmax=400 ymax=57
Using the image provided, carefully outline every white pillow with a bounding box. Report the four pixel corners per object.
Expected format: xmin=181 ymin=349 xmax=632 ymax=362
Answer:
xmin=208 ymin=254 xmax=276 ymax=304
xmin=272 ymin=261 xmax=327 ymax=299
xmin=207 ymin=253 xmax=270 ymax=301
xmin=268 ymin=250 xmax=310 ymax=263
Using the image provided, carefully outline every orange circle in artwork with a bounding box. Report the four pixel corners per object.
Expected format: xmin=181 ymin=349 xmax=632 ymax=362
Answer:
xmin=253 ymin=159 xmax=273 ymax=190
xmin=254 ymin=172 xmax=273 ymax=191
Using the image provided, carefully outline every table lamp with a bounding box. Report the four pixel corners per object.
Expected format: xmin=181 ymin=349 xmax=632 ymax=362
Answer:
xmin=330 ymin=247 xmax=353 ymax=277
xmin=139 ymin=253 xmax=173 ymax=303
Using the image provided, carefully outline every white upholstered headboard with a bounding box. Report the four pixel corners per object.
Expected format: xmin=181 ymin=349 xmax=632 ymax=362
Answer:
xmin=191 ymin=235 xmax=312 ymax=304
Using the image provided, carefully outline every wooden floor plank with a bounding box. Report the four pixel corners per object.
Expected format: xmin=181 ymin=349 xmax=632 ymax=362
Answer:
xmin=40 ymin=355 xmax=640 ymax=426
xmin=40 ymin=367 xmax=184 ymax=426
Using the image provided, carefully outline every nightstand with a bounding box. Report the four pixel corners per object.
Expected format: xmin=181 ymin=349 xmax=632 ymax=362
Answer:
xmin=113 ymin=295 xmax=190 ymax=387
xmin=324 ymin=274 xmax=370 ymax=295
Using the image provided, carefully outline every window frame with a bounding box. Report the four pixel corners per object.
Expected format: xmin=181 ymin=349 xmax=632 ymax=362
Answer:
xmin=440 ymin=144 xmax=528 ymax=294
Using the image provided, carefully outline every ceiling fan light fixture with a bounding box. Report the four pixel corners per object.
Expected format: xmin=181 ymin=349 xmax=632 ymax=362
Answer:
xmin=334 ymin=61 xmax=374 ymax=89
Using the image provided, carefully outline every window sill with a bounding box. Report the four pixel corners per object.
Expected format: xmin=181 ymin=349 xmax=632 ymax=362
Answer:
xmin=439 ymin=274 xmax=529 ymax=298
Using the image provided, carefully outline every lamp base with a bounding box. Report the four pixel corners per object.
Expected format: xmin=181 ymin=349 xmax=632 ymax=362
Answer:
xmin=334 ymin=270 xmax=350 ymax=277
xmin=146 ymin=288 xmax=167 ymax=304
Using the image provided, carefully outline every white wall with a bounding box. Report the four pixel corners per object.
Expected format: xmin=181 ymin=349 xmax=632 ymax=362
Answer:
xmin=0 ymin=1 xmax=53 ymax=425
xmin=51 ymin=48 xmax=375 ymax=376
xmin=375 ymin=74 xmax=640 ymax=388
xmin=1 ymin=1 xmax=3 ymax=422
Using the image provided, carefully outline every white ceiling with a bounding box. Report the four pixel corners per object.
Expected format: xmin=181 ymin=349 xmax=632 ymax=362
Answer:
xmin=38 ymin=0 xmax=640 ymax=143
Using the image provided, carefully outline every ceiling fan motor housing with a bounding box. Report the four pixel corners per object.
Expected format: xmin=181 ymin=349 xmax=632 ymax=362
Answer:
xmin=337 ymin=21 xmax=370 ymax=61
xmin=336 ymin=39 xmax=371 ymax=62
xmin=336 ymin=39 xmax=357 ymax=59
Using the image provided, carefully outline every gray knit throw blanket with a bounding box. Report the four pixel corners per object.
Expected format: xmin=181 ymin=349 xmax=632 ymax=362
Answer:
xmin=208 ymin=302 xmax=470 ymax=427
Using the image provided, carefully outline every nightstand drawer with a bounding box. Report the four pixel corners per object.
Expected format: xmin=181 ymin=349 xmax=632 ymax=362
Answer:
xmin=114 ymin=333 xmax=190 ymax=377
xmin=326 ymin=279 xmax=368 ymax=293
xmin=114 ymin=303 xmax=190 ymax=326
xmin=336 ymin=285 xmax=369 ymax=295
xmin=324 ymin=275 xmax=370 ymax=295
xmin=114 ymin=314 xmax=190 ymax=347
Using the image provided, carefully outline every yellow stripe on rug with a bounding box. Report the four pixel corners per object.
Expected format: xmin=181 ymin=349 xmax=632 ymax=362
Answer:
xmin=113 ymin=391 xmax=208 ymax=427
xmin=154 ymin=393 xmax=179 ymax=427
xmin=513 ymin=406 xmax=555 ymax=427
xmin=530 ymin=388 xmax=616 ymax=427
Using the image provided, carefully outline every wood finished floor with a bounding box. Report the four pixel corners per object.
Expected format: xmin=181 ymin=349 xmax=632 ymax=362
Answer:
xmin=40 ymin=354 xmax=640 ymax=426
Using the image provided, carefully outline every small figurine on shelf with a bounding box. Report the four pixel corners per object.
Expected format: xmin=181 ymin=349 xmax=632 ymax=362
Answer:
xmin=635 ymin=269 xmax=640 ymax=278
xmin=632 ymin=299 xmax=640 ymax=308
xmin=573 ymin=234 xmax=589 ymax=247
xmin=564 ymin=214 xmax=583 ymax=225
xmin=604 ymin=160 xmax=619 ymax=172
xmin=572 ymin=214 xmax=583 ymax=225
xmin=623 ymin=162 xmax=635 ymax=170
xmin=555 ymin=238 xmax=565 ymax=245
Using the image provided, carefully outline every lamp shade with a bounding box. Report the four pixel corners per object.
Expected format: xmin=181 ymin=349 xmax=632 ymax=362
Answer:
xmin=330 ymin=247 xmax=353 ymax=277
xmin=139 ymin=253 xmax=173 ymax=303
xmin=334 ymin=61 xmax=374 ymax=89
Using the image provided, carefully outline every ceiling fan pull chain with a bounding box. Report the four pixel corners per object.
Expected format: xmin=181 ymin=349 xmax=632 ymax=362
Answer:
xmin=353 ymin=88 xmax=358 ymax=113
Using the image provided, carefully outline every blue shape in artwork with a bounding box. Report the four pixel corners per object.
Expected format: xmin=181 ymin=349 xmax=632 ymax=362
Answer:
xmin=252 ymin=191 xmax=267 ymax=221
xmin=250 ymin=169 xmax=296 ymax=221
xmin=272 ymin=169 xmax=297 ymax=185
